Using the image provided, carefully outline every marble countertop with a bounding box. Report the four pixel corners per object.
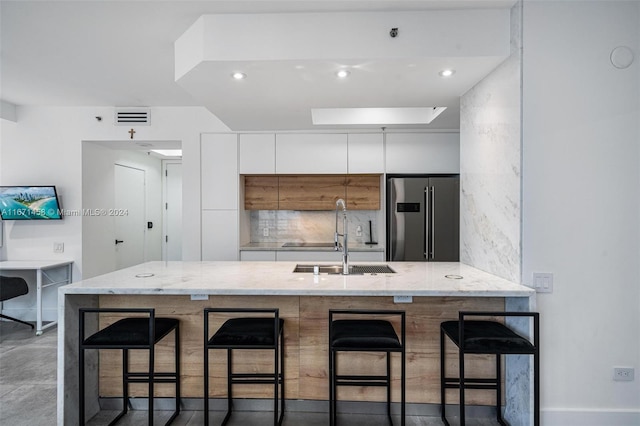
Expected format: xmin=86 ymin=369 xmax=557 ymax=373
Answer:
xmin=60 ymin=261 xmax=534 ymax=298
xmin=240 ymin=242 xmax=384 ymax=252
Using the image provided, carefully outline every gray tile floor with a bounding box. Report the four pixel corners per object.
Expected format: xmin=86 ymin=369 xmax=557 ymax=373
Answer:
xmin=0 ymin=321 xmax=497 ymax=425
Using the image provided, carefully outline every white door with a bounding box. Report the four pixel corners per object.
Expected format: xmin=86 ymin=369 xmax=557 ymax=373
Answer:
xmin=163 ymin=161 xmax=182 ymax=260
xmin=114 ymin=164 xmax=146 ymax=269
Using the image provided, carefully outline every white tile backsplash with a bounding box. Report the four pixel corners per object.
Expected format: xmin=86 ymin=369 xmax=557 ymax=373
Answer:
xmin=250 ymin=210 xmax=379 ymax=244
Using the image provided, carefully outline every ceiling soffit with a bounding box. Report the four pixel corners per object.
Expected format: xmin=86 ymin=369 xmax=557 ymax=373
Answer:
xmin=175 ymin=9 xmax=511 ymax=131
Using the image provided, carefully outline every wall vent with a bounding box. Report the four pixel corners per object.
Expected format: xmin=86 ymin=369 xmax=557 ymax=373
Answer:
xmin=115 ymin=108 xmax=150 ymax=126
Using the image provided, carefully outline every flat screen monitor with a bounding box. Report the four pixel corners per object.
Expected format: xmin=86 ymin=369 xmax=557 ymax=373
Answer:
xmin=0 ymin=186 xmax=63 ymax=220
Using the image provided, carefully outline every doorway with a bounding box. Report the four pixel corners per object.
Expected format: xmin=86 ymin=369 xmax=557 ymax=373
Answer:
xmin=82 ymin=140 xmax=181 ymax=278
xmin=163 ymin=161 xmax=182 ymax=260
xmin=114 ymin=164 xmax=146 ymax=270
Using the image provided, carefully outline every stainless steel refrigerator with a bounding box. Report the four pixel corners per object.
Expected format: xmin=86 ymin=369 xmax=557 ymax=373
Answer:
xmin=387 ymin=176 xmax=459 ymax=261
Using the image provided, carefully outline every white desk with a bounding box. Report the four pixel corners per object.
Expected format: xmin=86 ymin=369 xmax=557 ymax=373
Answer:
xmin=0 ymin=260 xmax=73 ymax=335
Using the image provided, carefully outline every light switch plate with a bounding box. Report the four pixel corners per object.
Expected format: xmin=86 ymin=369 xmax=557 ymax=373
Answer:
xmin=533 ymin=272 xmax=553 ymax=293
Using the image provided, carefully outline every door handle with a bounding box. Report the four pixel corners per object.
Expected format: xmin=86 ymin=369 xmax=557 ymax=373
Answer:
xmin=115 ymin=239 xmax=124 ymax=245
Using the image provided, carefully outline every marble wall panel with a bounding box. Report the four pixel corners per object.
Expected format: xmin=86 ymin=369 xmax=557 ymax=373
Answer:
xmin=460 ymin=1 xmax=522 ymax=284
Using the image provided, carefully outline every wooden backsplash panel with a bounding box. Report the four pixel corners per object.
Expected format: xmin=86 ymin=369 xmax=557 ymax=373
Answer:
xmin=345 ymin=175 xmax=380 ymax=210
xmin=278 ymin=175 xmax=346 ymax=210
xmin=244 ymin=175 xmax=279 ymax=210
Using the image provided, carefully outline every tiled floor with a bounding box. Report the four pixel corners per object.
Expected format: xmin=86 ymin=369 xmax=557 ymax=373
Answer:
xmin=0 ymin=321 xmax=497 ymax=425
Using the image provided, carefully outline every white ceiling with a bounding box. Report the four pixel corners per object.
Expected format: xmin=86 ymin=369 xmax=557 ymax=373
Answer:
xmin=0 ymin=1 xmax=516 ymax=131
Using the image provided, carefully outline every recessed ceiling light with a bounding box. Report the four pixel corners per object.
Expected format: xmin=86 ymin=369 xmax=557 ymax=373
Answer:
xmin=336 ymin=70 xmax=351 ymax=79
xmin=232 ymin=72 xmax=246 ymax=80
xmin=439 ymin=69 xmax=455 ymax=77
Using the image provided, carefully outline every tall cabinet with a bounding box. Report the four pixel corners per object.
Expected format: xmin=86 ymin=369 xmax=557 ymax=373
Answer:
xmin=201 ymin=133 xmax=238 ymax=260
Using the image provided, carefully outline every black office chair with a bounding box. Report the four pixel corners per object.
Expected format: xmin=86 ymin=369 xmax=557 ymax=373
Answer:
xmin=204 ymin=308 xmax=285 ymax=426
xmin=79 ymin=308 xmax=181 ymax=426
xmin=0 ymin=276 xmax=34 ymax=329
xmin=440 ymin=311 xmax=540 ymax=426
xmin=329 ymin=309 xmax=406 ymax=426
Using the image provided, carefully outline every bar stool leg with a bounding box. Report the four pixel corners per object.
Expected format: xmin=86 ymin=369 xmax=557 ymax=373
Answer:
xmin=386 ymin=352 xmax=392 ymax=423
xmin=329 ymin=349 xmax=336 ymax=426
xmin=122 ymin=349 xmax=129 ymax=420
xmin=79 ymin=345 xmax=85 ymax=424
xmin=497 ymin=354 xmax=506 ymax=425
xmin=221 ymin=349 xmax=232 ymax=426
xmin=440 ymin=328 xmax=448 ymax=425
xmin=149 ymin=344 xmax=155 ymax=426
xmin=167 ymin=326 xmax=181 ymax=424
xmin=459 ymin=349 xmax=466 ymax=426
xmin=280 ymin=331 xmax=285 ymax=425
xmin=204 ymin=322 xmax=209 ymax=425
xmin=401 ymin=345 xmax=406 ymax=426
xmin=274 ymin=339 xmax=279 ymax=426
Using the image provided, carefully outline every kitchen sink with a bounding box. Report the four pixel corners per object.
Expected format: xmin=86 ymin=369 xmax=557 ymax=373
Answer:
xmin=293 ymin=264 xmax=395 ymax=274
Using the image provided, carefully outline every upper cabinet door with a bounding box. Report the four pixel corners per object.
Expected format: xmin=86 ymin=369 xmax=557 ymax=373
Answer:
xmin=346 ymin=175 xmax=380 ymax=210
xmin=385 ymin=133 xmax=460 ymax=174
xmin=348 ymin=133 xmax=384 ymax=173
xmin=278 ymin=175 xmax=346 ymax=210
xmin=275 ymin=133 xmax=348 ymax=174
xmin=239 ymin=133 xmax=276 ymax=174
xmin=201 ymin=133 xmax=238 ymax=210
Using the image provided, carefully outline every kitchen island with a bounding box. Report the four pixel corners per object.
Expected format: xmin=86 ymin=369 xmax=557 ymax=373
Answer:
xmin=58 ymin=261 xmax=535 ymax=425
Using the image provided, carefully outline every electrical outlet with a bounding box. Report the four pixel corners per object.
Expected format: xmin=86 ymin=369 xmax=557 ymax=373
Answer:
xmin=356 ymin=225 xmax=363 ymax=237
xmin=190 ymin=294 xmax=209 ymax=301
xmin=532 ymin=272 xmax=553 ymax=293
xmin=53 ymin=242 xmax=64 ymax=253
xmin=613 ymin=367 xmax=635 ymax=381
xmin=263 ymin=227 xmax=269 ymax=237
xmin=393 ymin=295 xmax=413 ymax=304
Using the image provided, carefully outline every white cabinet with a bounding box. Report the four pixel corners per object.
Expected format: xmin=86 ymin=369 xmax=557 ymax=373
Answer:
xmin=275 ymin=133 xmax=347 ymax=174
xmin=202 ymin=210 xmax=238 ymax=260
xmin=385 ymin=133 xmax=460 ymax=173
xmin=240 ymin=250 xmax=277 ymax=261
xmin=239 ymin=133 xmax=276 ymax=174
xmin=348 ymin=133 xmax=384 ymax=173
xmin=201 ymin=133 xmax=238 ymax=209
xmin=201 ymin=133 xmax=239 ymax=260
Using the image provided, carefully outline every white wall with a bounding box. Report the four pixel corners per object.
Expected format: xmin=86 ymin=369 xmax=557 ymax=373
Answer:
xmin=82 ymin=144 xmax=163 ymax=279
xmin=522 ymin=1 xmax=640 ymax=424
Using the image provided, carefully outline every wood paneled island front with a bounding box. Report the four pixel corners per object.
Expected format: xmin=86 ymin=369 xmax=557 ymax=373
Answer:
xmin=58 ymin=261 xmax=535 ymax=425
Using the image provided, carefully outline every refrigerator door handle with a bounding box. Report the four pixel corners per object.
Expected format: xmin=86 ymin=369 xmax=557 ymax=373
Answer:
xmin=430 ymin=186 xmax=435 ymax=260
xmin=424 ymin=187 xmax=429 ymax=259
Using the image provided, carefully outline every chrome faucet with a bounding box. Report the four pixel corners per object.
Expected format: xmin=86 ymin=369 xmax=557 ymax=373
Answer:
xmin=334 ymin=198 xmax=349 ymax=275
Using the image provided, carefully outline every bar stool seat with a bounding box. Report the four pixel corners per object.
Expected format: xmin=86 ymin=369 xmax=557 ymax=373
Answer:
xmin=440 ymin=311 xmax=539 ymax=426
xmin=79 ymin=308 xmax=181 ymax=426
xmin=204 ymin=308 xmax=285 ymax=426
xmin=329 ymin=309 xmax=406 ymax=426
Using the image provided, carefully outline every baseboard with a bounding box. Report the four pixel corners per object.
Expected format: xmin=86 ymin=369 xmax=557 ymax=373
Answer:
xmin=542 ymin=408 xmax=640 ymax=426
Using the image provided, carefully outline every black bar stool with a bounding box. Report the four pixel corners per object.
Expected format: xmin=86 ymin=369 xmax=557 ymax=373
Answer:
xmin=79 ymin=308 xmax=181 ymax=426
xmin=440 ymin=311 xmax=539 ymax=426
xmin=0 ymin=276 xmax=34 ymax=329
xmin=204 ymin=308 xmax=284 ymax=426
xmin=329 ymin=309 xmax=406 ymax=426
